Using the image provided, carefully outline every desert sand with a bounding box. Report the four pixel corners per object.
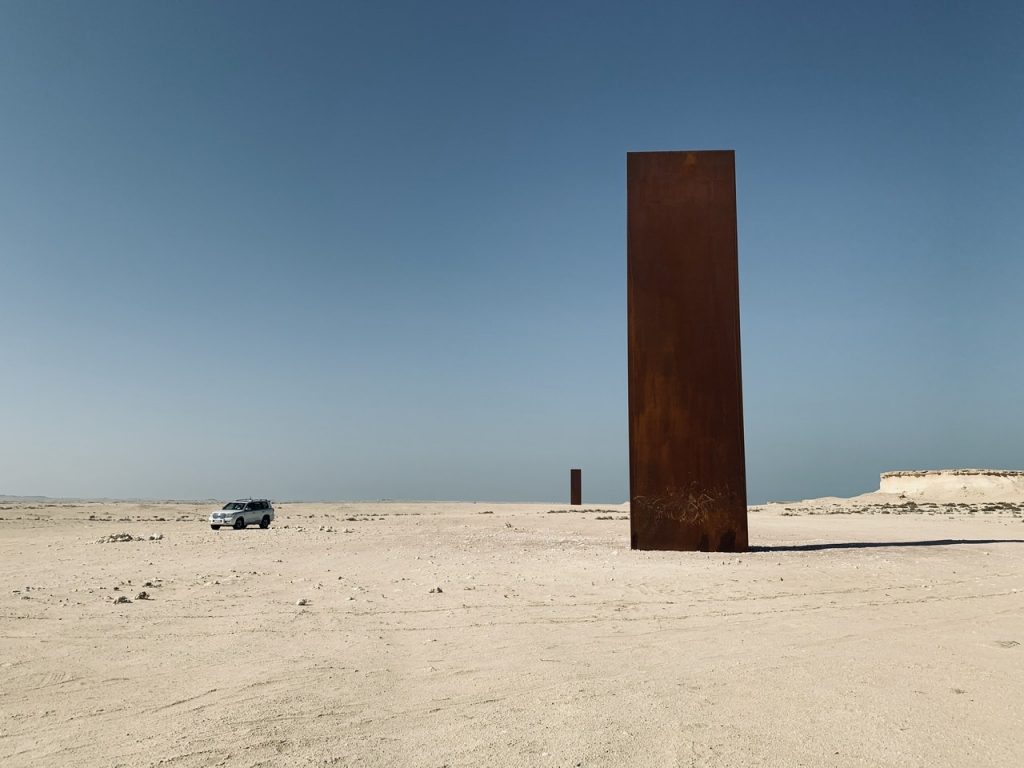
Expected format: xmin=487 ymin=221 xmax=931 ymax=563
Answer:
xmin=1 ymin=491 xmax=1023 ymax=767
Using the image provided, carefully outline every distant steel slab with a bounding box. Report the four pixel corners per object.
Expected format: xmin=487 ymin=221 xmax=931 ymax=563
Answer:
xmin=627 ymin=150 xmax=748 ymax=552
xmin=570 ymin=468 xmax=582 ymax=506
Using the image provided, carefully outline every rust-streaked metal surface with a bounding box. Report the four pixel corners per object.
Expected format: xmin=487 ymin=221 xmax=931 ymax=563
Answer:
xmin=570 ymin=468 xmax=582 ymax=506
xmin=627 ymin=150 xmax=748 ymax=552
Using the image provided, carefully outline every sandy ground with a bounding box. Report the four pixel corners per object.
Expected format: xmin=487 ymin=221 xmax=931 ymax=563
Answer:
xmin=1 ymin=498 xmax=1023 ymax=767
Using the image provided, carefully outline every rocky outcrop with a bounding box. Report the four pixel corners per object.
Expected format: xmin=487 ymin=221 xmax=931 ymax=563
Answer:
xmin=879 ymin=469 xmax=1024 ymax=501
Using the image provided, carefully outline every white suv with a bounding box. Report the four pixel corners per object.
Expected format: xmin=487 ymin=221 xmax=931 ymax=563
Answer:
xmin=210 ymin=499 xmax=274 ymax=530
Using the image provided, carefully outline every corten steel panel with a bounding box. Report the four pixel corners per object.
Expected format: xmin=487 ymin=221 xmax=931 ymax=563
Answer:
xmin=627 ymin=150 xmax=748 ymax=552
xmin=570 ymin=469 xmax=582 ymax=506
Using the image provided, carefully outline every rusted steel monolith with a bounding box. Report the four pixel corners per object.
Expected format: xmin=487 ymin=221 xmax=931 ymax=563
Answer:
xmin=627 ymin=150 xmax=748 ymax=552
xmin=570 ymin=468 xmax=582 ymax=506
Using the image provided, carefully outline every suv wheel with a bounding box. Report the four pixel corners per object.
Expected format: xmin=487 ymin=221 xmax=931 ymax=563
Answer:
xmin=259 ymin=515 xmax=271 ymax=529
xmin=233 ymin=517 xmax=246 ymax=530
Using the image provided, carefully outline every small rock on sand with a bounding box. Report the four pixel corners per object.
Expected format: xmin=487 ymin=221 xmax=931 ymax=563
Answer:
xmin=97 ymin=533 xmax=137 ymax=544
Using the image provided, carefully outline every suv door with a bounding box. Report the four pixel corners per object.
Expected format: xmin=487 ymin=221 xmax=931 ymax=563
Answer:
xmin=243 ymin=502 xmax=259 ymax=524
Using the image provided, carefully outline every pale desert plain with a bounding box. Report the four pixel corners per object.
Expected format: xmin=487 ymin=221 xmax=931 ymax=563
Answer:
xmin=2 ymin=472 xmax=1023 ymax=767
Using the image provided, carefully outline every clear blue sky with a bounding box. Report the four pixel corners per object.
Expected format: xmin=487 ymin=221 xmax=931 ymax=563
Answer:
xmin=1 ymin=1 xmax=1021 ymax=503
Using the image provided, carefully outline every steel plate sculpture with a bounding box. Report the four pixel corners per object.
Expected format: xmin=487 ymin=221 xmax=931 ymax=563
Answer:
xmin=627 ymin=150 xmax=748 ymax=552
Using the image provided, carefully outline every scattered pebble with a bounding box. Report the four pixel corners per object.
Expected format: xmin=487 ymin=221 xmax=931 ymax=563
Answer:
xmin=135 ymin=591 xmax=150 ymax=600
xmin=95 ymin=532 xmax=163 ymax=544
xmin=296 ymin=598 xmax=309 ymax=606
xmin=429 ymin=586 xmax=443 ymax=594
xmin=114 ymin=596 xmax=131 ymax=604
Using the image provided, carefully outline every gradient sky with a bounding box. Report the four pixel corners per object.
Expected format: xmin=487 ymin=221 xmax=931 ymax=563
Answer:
xmin=1 ymin=1 xmax=1021 ymax=503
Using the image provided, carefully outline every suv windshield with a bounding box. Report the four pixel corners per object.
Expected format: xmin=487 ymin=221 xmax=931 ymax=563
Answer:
xmin=222 ymin=502 xmax=245 ymax=511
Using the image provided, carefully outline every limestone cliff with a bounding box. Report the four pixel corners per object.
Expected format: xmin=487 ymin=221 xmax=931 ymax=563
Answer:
xmin=878 ymin=469 xmax=1024 ymax=501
